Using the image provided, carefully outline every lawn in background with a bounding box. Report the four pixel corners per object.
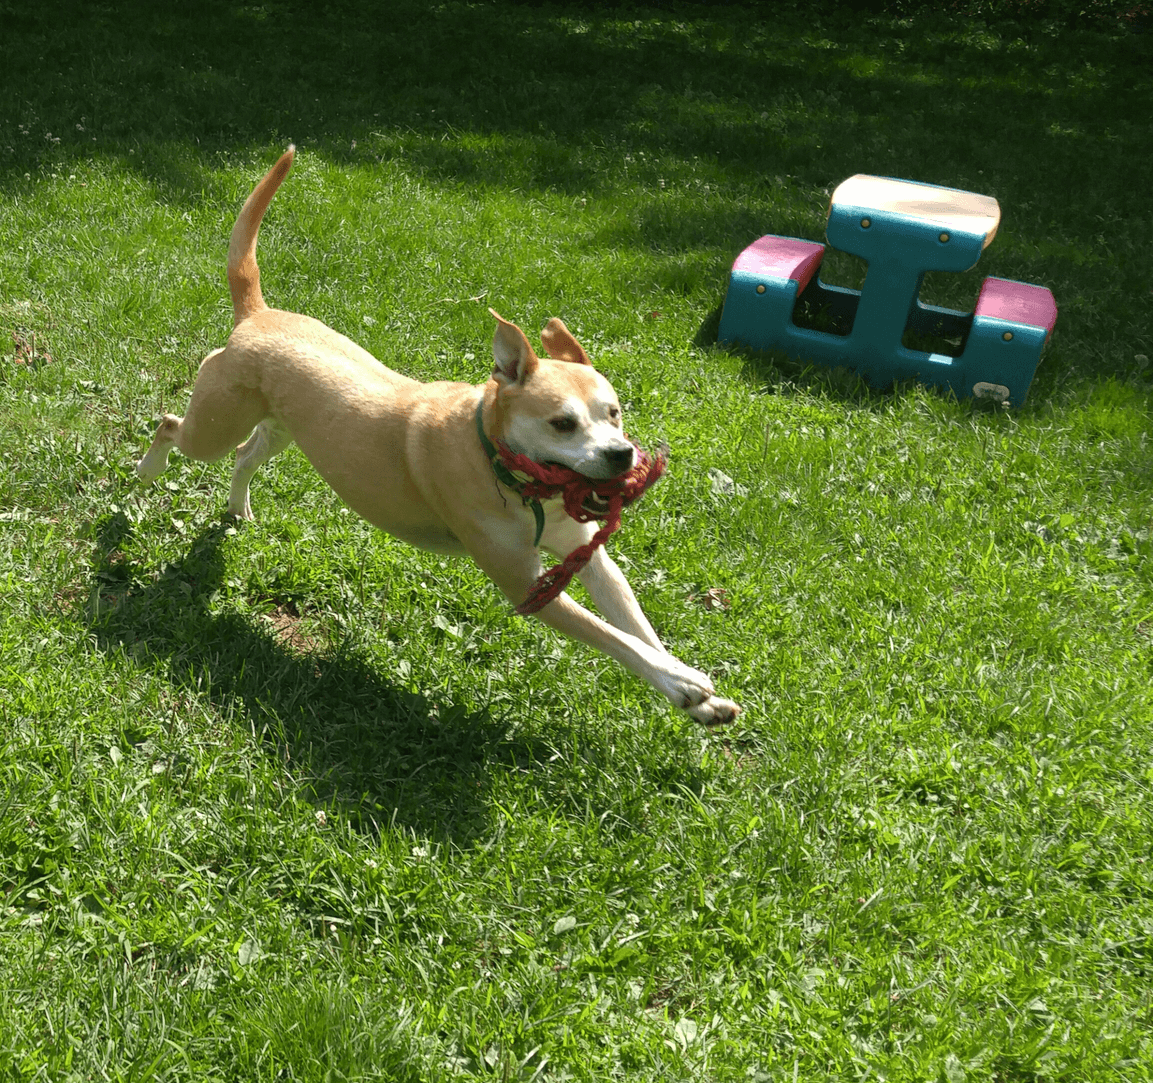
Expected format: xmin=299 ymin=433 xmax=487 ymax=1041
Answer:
xmin=1 ymin=1 xmax=1151 ymax=1079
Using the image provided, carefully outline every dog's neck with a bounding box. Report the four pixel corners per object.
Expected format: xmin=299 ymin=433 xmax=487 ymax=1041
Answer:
xmin=476 ymin=397 xmax=547 ymax=546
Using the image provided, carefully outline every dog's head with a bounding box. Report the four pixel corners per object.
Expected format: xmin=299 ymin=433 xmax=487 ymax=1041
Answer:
xmin=487 ymin=309 xmax=636 ymax=480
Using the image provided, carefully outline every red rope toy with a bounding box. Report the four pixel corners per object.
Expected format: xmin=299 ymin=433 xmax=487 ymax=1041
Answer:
xmin=493 ymin=439 xmax=667 ymax=615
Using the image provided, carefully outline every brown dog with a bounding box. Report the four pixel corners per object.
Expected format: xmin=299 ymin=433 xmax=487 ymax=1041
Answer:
xmin=138 ymin=147 xmax=741 ymax=724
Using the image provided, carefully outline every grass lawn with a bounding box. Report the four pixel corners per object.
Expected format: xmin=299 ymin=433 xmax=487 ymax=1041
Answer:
xmin=1 ymin=1 xmax=1151 ymax=1079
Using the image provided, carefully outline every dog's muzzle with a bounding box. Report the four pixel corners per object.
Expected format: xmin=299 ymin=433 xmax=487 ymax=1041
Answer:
xmin=602 ymin=445 xmax=636 ymax=476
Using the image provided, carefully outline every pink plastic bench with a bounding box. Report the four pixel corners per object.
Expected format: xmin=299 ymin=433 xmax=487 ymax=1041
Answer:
xmin=975 ymin=277 xmax=1058 ymax=340
xmin=731 ymin=236 xmax=825 ymax=294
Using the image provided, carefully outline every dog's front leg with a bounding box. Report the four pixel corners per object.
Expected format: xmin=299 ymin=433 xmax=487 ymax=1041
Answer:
xmin=466 ymin=529 xmax=740 ymax=724
xmin=541 ymin=518 xmax=665 ymax=653
xmin=536 ymin=591 xmax=741 ymax=725
xmin=573 ymin=547 xmax=666 ymax=654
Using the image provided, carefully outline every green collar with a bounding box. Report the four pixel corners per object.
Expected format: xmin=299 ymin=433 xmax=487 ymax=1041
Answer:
xmin=475 ymin=398 xmax=546 ymax=547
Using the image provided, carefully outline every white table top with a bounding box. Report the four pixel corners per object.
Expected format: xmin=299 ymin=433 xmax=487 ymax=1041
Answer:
xmin=830 ymin=174 xmax=1001 ymax=249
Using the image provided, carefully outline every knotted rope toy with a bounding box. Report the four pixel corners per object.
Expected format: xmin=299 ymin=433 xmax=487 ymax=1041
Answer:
xmin=476 ymin=401 xmax=667 ymax=615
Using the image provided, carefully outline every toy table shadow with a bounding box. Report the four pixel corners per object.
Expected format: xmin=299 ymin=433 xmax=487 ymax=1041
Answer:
xmin=718 ymin=175 xmax=1057 ymax=406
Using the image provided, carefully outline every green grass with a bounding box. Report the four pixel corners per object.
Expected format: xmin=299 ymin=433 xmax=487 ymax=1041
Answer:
xmin=2 ymin=1 xmax=1152 ymax=1079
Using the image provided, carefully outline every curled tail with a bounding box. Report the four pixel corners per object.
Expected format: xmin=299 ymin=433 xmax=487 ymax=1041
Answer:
xmin=227 ymin=145 xmax=295 ymax=326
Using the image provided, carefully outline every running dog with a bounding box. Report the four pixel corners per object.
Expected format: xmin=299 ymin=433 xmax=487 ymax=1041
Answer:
xmin=138 ymin=147 xmax=741 ymax=724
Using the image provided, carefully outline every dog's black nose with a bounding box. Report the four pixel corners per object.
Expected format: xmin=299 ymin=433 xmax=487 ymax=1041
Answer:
xmin=603 ymin=446 xmax=635 ymax=474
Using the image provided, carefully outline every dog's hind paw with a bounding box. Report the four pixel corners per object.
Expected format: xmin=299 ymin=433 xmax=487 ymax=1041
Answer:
xmin=684 ymin=695 xmax=742 ymax=727
xmin=226 ymin=495 xmax=255 ymax=521
xmin=136 ymin=416 xmax=180 ymax=483
xmin=135 ymin=454 xmax=164 ymax=483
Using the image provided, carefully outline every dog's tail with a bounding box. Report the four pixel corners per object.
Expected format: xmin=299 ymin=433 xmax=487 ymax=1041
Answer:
xmin=227 ymin=145 xmax=295 ymax=326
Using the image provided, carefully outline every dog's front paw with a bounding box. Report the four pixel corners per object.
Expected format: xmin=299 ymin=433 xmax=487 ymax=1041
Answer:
xmin=652 ymin=658 xmax=741 ymax=726
xmin=684 ymin=695 xmax=742 ymax=727
xmin=653 ymin=658 xmax=715 ymax=709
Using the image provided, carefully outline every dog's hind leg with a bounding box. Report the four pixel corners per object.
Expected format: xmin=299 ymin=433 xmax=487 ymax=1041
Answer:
xmin=136 ymin=413 xmax=183 ymax=483
xmin=137 ymin=347 xmax=268 ymax=484
xmin=227 ymin=418 xmax=292 ymax=520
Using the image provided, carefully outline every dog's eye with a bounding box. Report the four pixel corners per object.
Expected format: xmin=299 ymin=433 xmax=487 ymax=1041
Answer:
xmin=608 ymin=406 xmax=621 ymax=420
xmin=550 ymin=417 xmax=577 ymax=433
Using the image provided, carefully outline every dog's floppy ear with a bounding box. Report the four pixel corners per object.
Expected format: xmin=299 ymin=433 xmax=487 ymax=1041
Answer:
xmin=490 ymin=308 xmax=539 ymax=385
xmin=540 ymin=317 xmax=592 ymax=366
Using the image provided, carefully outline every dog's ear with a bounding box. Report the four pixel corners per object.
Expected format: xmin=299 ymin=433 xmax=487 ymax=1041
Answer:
xmin=540 ymin=317 xmax=592 ymax=366
xmin=490 ymin=309 xmax=539 ymax=384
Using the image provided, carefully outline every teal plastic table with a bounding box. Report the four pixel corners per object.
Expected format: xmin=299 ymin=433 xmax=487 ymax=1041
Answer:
xmin=718 ymin=175 xmax=1057 ymax=405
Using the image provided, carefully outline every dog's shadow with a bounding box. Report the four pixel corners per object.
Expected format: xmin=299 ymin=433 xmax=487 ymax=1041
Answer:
xmin=86 ymin=512 xmax=533 ymax=843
